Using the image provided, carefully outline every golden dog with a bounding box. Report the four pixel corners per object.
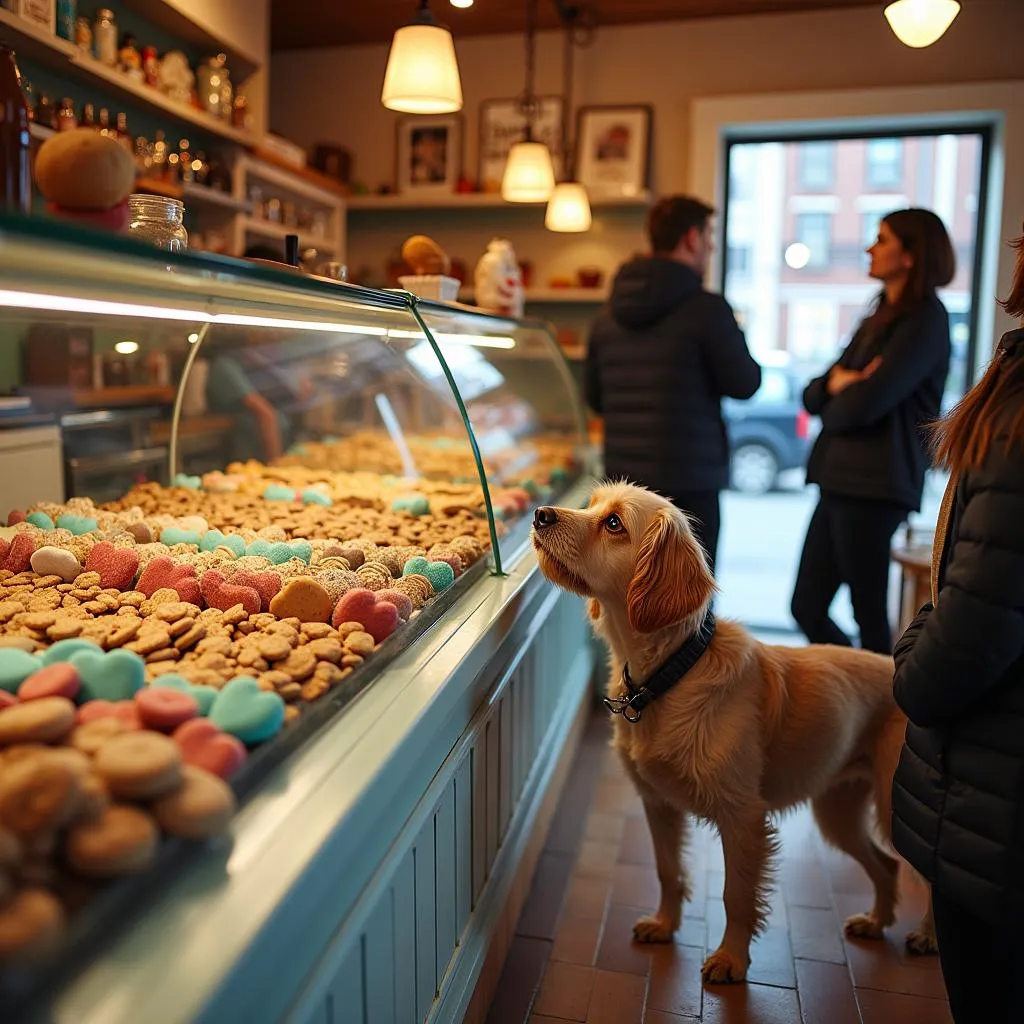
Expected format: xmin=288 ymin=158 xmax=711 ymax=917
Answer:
xmin=532 ymin=481 xmax=935 ymax=983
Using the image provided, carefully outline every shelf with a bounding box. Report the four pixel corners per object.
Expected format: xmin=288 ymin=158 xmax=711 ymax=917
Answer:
xmin=241 ymin=216 xmax=334 ymax=251
xmin=135 ymin=176 xmax=253 ymax=213
xmin=346 ymin=191 xmax=652 ymax=211
xmin=245 ymin=150 xmax=349 ymax=201
xmin=0 ymin=8 xmax=76 ymax=66
xmin=458 ymin=287 xmax=609 ymax=305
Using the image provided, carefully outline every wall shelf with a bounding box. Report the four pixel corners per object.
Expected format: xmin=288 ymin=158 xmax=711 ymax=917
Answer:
xmin=135 ymin=176 xmax=254 ymax=213
xmin=346 ymin=191 xmax=652 ymax=212
xmin=241 ymin=215 xmax=335 ymax=251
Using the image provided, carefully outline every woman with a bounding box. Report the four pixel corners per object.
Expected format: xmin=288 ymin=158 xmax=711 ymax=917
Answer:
xmin=790 ymin=208 xmax=955 ymax=652
xmin=891 ymin=227 xmax=1024 ymax=1023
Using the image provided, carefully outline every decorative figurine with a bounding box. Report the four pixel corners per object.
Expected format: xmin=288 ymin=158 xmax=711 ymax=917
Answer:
xmin=119 ymin=33 xmax=143 ymax=81
xmin=158 ymin=51 xmax=194 ymax=106
xmin=142 ymin=46 xmax=159 ymax=88
xmin=73 ymin=16 xmax=92 ymax=55
xmin=474 ymin=238 xmax=525 ymax=318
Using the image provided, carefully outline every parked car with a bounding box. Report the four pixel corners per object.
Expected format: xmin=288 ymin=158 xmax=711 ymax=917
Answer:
xmin=723 ymin=365 xmax=815 ymax=494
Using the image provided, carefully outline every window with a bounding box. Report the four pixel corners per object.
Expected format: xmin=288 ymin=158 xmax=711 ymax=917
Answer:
xmin=797 ymin=141 xmax=835 ymax=190
xmin=866 ymin=138 xmax=903 ymax=188
xmin=788 ymin=301 xmax=838 ymax=361
xmin=862 ymin=212 xmax=881 ymax=247
xmin=794 ymin=212 xmax=833 ymax=269
xmin=727 ymin=245 xmax=752 ymax=275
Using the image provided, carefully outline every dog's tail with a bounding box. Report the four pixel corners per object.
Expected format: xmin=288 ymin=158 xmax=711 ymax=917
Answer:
xmin=872 ymin=707 xmax=907 ymax=847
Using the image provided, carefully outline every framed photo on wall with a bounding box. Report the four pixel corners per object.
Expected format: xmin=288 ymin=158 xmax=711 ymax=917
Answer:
xmin=575 ymin=105 xmax=653 ymax=199
xmin=395 ymin=114 xmax=463 ymax=196
xmin=478 ymin=96 xmax=564 ymax=192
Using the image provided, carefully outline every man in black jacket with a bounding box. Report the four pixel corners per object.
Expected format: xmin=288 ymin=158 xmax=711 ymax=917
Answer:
xmin=584 ymin=195 xmax=761 ymax=573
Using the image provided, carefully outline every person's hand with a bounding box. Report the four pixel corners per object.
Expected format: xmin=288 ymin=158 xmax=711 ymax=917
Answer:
xmin=827 ymin=356 xmax=881 ymax=396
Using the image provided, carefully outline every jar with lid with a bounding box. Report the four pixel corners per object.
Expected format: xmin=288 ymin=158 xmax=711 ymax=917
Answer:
xmin=93 ymin=9 xmax=118 ymax=67
xmin=127 ymin=194 xmax=188 ymax=252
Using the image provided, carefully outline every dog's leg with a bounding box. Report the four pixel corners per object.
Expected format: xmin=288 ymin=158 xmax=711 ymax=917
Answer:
xmin=703 ymin=808 xmax=778 ymax=984
xmin=812 ymin=780 xmax=899 ymax=940
xmin=632 ymin=792 xmax=690 ymax=944
xmin=906 ymin=882 xmax=939 ymax=955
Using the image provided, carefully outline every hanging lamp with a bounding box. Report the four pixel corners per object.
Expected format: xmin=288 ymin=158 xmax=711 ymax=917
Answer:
xmin=381 ymin=0 xmax=463 ymax=114
xmin=545 ymin=7 xmax=591 ymax=232
xmin=884 ymin=0 xmax=960 ymax=48
xmin=502 ymin=0 xmax=556 ymax=202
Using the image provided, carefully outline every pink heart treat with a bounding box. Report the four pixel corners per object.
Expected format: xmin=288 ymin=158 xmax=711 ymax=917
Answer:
xmin=1 ymin=533 xmax=36 ymax=573
xmin=200 ymin=570 xmax=261 ymax=616
xmin=331 ymin=588 xmax=400 ymax=644
xmin=19 ymin=663 xmax=81 ymax=702
xmin=230 ymin=569 xmax=282 ymax=611
xmin=172 ymin=718 xmax=247 ymax=779
xmin=137 ymin=557 xmax=202 ymax=605
xmin=136 ymin=686 xmax=199 ymax=732
xmin=85 ymin=541 xmax=140 ymax=591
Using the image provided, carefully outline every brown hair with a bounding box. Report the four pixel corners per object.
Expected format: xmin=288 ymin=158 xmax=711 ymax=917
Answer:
xmin=931 ymin=227 xmax=1024 ymax=475
xmin=646 ymin=195 xmax=714 ymax=255
xmin=863 ymin=208 xmax=957 ymax=333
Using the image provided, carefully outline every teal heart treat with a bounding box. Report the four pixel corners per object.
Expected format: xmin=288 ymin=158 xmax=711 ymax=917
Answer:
xmin=26 ymin=511 xmax=54 ymax=531
xmin=549 ymin=467 xmax=569 ymax=484
xmin=424 ymin=561 xmax=455 ymax=592
xmin=246 ymin=539 xmax=272 ymax=560
xmin=0 ymin=649 xmax=42 ymax=694
xmin=160 ymin=527 xmax=202 ymax=548
xmin=41 ymin=638 xmax=101 ymax=666
xmin=151 ymin=674 xmax=217 ymax=716
xmin=391 ymin=495 xmax=429 ymax=516
xmin=57 ymin=513 xmax=98 ymax=536
xmin=288 ymin=539 xmax=312 ymax=564
xmin=402 ymin=556 xmax=430 ymax=577
xmin=173 ymin=473 xmax=202 ymax=490
xmin=200 ymin=530 xmax=246 ymax=558
xmin=71 ymin=648 xmax=145 ymax=703
xmin=210 ymin=676 xmax=285 ymax=745
xmin=263 ymin=484 xmax=297 ymax=503
xmin=521 ymin=479 xmax=540 ymax=498
xmin=265 ymin=542 xmax=294 ymax=565
xmin=301 ymin=488 xmax=332 ymax=507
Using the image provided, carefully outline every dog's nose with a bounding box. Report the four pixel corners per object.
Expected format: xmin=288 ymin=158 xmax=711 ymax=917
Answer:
xmin=534 ymin=506 xmax=558 ymax=529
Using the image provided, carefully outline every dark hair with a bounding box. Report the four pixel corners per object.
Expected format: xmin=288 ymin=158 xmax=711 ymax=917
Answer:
xmin=646 ymin=196 xmax=714 ymax=254
xmin=931 ymin=225 xmax=1024 ymax=475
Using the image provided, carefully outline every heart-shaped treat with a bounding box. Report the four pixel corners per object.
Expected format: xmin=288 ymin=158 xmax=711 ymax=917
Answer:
xmin=19 ymin=663 xmax=80 ymax=701
xmin=230 ymin=569 xmax=282 ymax=611
xmin=136 ymin=686 xmax=199 ymax=732
xmin=6 ymin=509 xmax=25 ymax=526
xmin=331 ymin=589 xmax=399 ymax=644
xmin=56 ymin=513 xmax=98 ymax=536
xmin=199 ymin=530 xmax=247 ymax=558
xmin=300 ymin=488 xmax=333 ymax=508
xmin=172 ymin=473 xmax=202 ymax=490
xmin=71 ymin=648 xmax=146 ymax=703
xmin=391 ymin=494 xmax=430 ymax=516
xmin=0 ymin=691 xmax=18 ymax=710
xmin=150 ymin=674 xmax=217 ymax=716
xmin=137 ymin=557 xmax=202 ymax=605
xmin=376 ymin=589 xmax=414 ymax=622
xmin=172 ymin=718 xmax=247 ymax=779
xmin=403 ymin=556 xmax=455 ymax=593
xmin=288 ymin=539 xmax=312 ymax=564
xmin=25 ymin=511 xmax=54 ymax=531
xmin=0 ymin=649 xmax=43 ymax=694
xmin=200 ymin=570 xmax=260 ymax=616
xmin=41 ymin=638 xmax=102 ymax=666
xmin=269 ymin=578 xmax=333 ymax=623
xmin=1 ymin=533 xmax=36 ymax=573
xmin=159 ymin=527 xmax=202 ymax=548
xmin=76 ymin=699 xmax=142 ymax=730
xmin=262 ymin=484 xmax=297 ymax=503
xmin=210 ymin=676 xmax=285 ymax=745
xmin=85 ymin=541 xmax=140 ymax=591
xmin=30 ymin=545 xmax=82 ymax=583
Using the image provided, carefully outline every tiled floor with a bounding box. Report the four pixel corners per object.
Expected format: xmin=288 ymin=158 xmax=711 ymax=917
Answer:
xmin=486 ymin=709 xmax=952 ymax=1024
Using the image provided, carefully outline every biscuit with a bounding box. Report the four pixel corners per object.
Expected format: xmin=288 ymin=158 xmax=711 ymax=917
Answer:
xmin=93 ymin=731 xmax=183 ymax=800
xmin=0 ymin=697 xmax=76 ymax=746
xmin=151 ymin=765 xmax=236 ymax=839
xmin=0 ymin=888 xmax=64 ymax=961
xmin=66 ymin=804 xmax=159 ymax=877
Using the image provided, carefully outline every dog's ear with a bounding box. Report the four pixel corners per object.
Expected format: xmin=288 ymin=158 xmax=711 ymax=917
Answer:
xmin=627 ymin=509 xmax=715 ymax=633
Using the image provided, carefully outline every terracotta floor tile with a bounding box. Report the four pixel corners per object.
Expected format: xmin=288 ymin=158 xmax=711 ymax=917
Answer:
xmin=788 ymin=905 xmax=846 ymax=964
xmin=645 ymin=1012 xmax=700 ymax=1024
xmin=780 ymin=855 xmax=832 ymax=909
xmin=618 ymin=815 xmax=656 ymax=866
xmin=551 ymin=914 xmax=604 ymax=967
xmin=585 ymin=969 xmax=648 ymax=1024
xmin=795 ymin=959 xmax=860 ymax=1024
xmin=518 ymin=851 xmax=575 ymax=940
xmin=485 ymin=935 xmax=553 ymax=1024
xmin=856 ymin=988 xmax=953 ymax=1024
xmin=612 ymin=862 xmax=661 ymax=908
xmin=647 ymin=943 xmax=704 ymax=1018
xmin=820 ymin=845 xmax=875 ymax=897
xmin=592 ymin=780 xmax=638 ymax=817
xmin=533 ymin=961 xmax=595 ymax=1021
xmin=700 ymin=982 xmax=802 ymax=1024
xmin=594 ymin=904 xmax=658 ymax=977
xmin=529 ymin=1017 xmax=576 ymax=1024
xmin=575 ymin=839 xmax=622 ymax=880
xmin=584 ymin=812 xmax=627 ymax=845
xmin=704 ymin=902 xmax=796 ymax=989
xmin=564 ymin=875 xmax=611 ymax=922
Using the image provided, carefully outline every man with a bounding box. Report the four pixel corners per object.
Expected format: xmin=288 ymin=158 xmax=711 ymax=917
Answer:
xmin=585 ymin=195 xmax=761 ymax=574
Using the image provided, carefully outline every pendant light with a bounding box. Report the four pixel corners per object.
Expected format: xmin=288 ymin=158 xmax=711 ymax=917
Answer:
xmin=502 ymin=0 xmax=556 ymax=203
xmin=884 ymin=0 xmax=961 ymax=48
xmin=545 ymin=7 xmax=591 ymax=232
xmin=381 ymin=0 xmax=463 ymax=114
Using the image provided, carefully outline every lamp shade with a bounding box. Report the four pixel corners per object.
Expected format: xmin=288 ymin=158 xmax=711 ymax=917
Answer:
xmin=884 ymin=0 xmax=960 ymax=48
xmin=545 ymin=182 xmax=592 ymax=232
xmin=501 ymin=141 xmax=556 ymax=202
xmin=381 ymin=22 xmax=463 ymax=113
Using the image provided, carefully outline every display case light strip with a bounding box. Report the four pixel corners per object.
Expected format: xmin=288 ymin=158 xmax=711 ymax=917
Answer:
xmin=387 ymin=327 xmax=516 ymax=349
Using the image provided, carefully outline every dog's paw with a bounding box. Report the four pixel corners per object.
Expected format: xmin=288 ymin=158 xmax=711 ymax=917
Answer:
xmin=844 ymin=913 xmax=886 ymax=941
xmin=632 ymin=914 xmax=676 ymax=944
xmin=905 ymin=928 xmax=939 ymax=956
xmin=701 ymin=947 xmax=748 ymax=984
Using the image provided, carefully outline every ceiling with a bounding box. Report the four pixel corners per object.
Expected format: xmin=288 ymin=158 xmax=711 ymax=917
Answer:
xmin=270 ymin=0 xmax=885 ymax=52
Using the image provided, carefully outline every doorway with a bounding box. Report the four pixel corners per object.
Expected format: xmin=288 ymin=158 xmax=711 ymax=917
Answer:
xmin=717 ymin=126 xmax=991 ymax=635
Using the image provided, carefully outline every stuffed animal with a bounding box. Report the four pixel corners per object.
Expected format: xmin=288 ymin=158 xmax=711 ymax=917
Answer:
xmin=474 ymin=238 xmax=525 ymax=318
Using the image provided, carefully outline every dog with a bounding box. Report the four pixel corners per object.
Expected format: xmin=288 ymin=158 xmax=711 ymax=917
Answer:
xmin=532 ymin=481 xmax=936 ymax=983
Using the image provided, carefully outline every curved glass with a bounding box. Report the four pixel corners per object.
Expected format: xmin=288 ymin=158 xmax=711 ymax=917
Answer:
xmin=412 ymin=299 xmax=591 ymax=560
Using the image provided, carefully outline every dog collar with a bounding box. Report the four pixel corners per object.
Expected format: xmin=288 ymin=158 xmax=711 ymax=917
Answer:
xmin=604 ymin=612 xmax=716 ymax=724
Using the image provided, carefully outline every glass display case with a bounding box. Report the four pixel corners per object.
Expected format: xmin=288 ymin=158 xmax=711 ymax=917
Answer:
xmin=0 ymin=213 xmax=591 ymax=1011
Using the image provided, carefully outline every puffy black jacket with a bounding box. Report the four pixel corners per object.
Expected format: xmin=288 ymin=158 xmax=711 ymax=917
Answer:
xmin=891 ymin=416 xmax=1024 ymax=926
xmin=803 ymin=295 xmax=950 ymax=511
xmin=585 ymin=257 xmax=760 ymax=496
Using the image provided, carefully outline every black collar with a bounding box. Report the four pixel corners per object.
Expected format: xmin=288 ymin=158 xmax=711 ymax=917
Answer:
xmin=604 ymin=612 xmax=716 ymax=723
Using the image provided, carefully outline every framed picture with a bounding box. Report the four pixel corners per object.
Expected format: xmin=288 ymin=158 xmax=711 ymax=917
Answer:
xmin=478 ymin=97 xmax=564 ymax=192
xmin=575 ymin=105 xmax=653 ymax=199
xmin=395 ymin=115 xmax=463 ymax=196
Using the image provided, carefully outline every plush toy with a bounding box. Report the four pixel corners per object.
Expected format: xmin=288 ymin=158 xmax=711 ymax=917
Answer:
xmin=474 ymin=238 xmax=525 ymax=318
xmin=34 ymin=129 xmax=136 ymax=232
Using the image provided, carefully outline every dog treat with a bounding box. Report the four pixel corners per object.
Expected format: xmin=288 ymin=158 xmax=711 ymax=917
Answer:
xmin=171 ymin=719 xmax=246 ymax=779
xmin=93 ymin=732 xmax=182 ymax=800
xmin=0 ymin=889 xmax=64 ymax=961
xmin=0 ymin=756 xmax=84 ymax=835
xmin=151 ymin=765 xmax=236 ymax=839
xmin=65 ymin=805 xmax=159 ymax=877
xmin=0 ymin=698 xmax=76 ymax=746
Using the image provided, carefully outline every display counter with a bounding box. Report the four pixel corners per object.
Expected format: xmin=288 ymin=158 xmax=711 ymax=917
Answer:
xmin=0 ymin=215 xmax=597 ymax=1022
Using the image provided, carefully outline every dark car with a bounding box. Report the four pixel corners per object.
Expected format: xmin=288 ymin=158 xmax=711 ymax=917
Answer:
xmin=723 ymin=364 xmax=814 ymax=494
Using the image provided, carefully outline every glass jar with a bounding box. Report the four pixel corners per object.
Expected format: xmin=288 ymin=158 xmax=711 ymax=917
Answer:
xmin=93 ymin=9 xmax=117 ymax=67
xmin=56 ymin=97 xmax=76 ymax=132
xmin=127 ymin=194 xmax=188 ymax=253
xmin=196 ymin=54 xmax=231 ymax=120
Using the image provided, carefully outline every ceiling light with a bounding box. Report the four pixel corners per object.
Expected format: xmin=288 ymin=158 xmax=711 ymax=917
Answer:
xmin=502 ymin=142 xmax=556 ymax=202
xmin=545 ymin=182 xmax=592 ymax=232
xmin=114 ymin=340 xmax=139 ymax=355
xmin=884 ymin=0 xmax=960 ymax=48
xmin=450 ymin=0 xmax=473 ymax=7
xmin=382 ymin=1 xmax=463 ymax=114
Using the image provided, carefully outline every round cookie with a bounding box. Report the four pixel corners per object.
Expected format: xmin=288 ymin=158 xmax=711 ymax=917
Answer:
xmin=65 ymin=804 xmax=159 ymax=877
xmin=18 ymin=663 xmax=80 ymax=702
xmin=93 ymin=731 xmax=182 ymax=800
xmin=0 ymin=888 xmax=64 ymax=962
xmin=0 ymin=697 xmax=76 ymax=746
xmin=0 ymin=756 xmax=84 ymax=836
xmin=151 ymin=765 xmax=236 ymax=839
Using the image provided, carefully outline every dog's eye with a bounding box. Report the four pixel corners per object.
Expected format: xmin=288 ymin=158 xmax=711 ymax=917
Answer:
xmin=605 ymin=513 xmax=624 ymax=534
